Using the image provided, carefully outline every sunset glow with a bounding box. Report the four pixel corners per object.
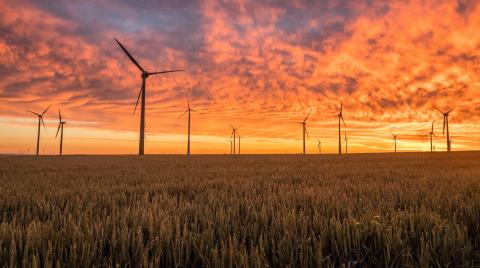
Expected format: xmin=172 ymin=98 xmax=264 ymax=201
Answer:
xmin=1 ymin=0 xmax=479 ymax=154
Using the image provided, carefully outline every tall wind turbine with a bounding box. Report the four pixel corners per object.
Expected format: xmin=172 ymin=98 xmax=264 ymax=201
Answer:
xmin=317 ymin=138 xmax=321 ymax=154
xmin=392 ymin=134 xmax=398 ymax=153
xmin=436 ymin=108 xmax=454 ymax=152
xmin=231 ymin=126 xmax=238 ymax=154
xmin=295 ymin=113 xmax=310 ymax=154
xmin=27 ymin=105 xmax=51 ymax=156
xmin=55 ymin=109 xmax=66 ymax=156
xmin=344 ymin=132 xmax=348 ymax=154
xmin=429 ymin=121 xmax=435 ymax=152
xmin=179 ymin=98 xmax=197 ymax=156
xmin=115 ymin=38 xmax=184 ymax=155
xmin=337 ymin=103 xmax=345 ymax=154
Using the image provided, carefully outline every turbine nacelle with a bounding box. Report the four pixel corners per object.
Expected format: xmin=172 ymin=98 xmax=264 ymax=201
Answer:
xmin=141 ymin=71 xmax=149 ymax=79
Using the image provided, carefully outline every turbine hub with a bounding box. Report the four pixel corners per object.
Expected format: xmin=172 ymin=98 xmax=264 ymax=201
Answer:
xmin=142 ymin=71 xmax=149 ymax=79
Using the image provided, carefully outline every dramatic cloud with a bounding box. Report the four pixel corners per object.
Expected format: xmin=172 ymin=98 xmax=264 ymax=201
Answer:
xmin=0 ymin=0 xmax=479 ymax=154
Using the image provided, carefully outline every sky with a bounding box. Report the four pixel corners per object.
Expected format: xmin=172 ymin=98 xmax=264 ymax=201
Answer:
xmin=0 ymin=0 xmax=479 ymax=155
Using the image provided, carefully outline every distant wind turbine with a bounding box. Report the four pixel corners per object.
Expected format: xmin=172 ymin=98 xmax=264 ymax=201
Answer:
xmin=55 ymin=109 xmax=66 ymax=156
xmin=295 ymin=113 xmax=310 ymax=154
xmin=428 ymin=121 xmax=435 ymax=152
xmin=317 ymin=138 xmax=321 ymax=154
xmin=231 ymin=126 xmax=238 ymax=154
xmin=179 ymin=97 xmax=197 ymax=156
xmin=436 ymin=108 xmax=454 ymax=152
xmin=115 ymin=38 xmax=184 ymax=155
xmin=229 ymin=139 xmax=233 ymax=154
xmin=337 ymin=103 xmax=345 ymax=154
xmin=392 ymin=133 xmax=398 ymax=153
xmin=237 ymin=132 xmax=241 ymax=155
xmin=344 ymin=132 xmax=348 ymax=154
xmin=27 ymin=105 xmax=51 ymax=156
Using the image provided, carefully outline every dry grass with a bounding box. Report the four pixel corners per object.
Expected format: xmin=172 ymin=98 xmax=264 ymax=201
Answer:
xmin=0 ymin=152 xmax=479 ymax=267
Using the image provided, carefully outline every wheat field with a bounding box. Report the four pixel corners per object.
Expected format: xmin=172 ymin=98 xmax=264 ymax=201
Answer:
xmin=0 ymin=152 xmax=479 ymax=267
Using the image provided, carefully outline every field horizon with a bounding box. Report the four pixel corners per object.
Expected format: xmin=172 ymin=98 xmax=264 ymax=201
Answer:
xmin=3 ymin=150 xmax=480 ymax=157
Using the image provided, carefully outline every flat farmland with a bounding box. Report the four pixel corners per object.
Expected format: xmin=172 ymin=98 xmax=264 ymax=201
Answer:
xmin=0 ymin=153 xmax=479 ymax=267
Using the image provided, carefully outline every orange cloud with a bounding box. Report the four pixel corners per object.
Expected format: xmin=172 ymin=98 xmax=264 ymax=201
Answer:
xmin=0 ymin=0 xmax=479 ymax=154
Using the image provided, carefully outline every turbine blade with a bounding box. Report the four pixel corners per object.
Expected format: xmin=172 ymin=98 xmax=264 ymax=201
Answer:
xmin=442 ymin=117 xmax=446 ymax=135
xmin=114 ymin=38 xmax=144 ymax=72
xmin=447 ymin=108 xmax=455 ymax=114
xmin=340 ymin=103 xmax=343 ymax=114
xmin=27 ymin=110 xmax=40 ymax=116
xmin=133 ymin=80 xmax=144 ymax=114
xmin=41 ymin=104 xmax=51 ymax=116
xmin=340 ymin=115 xmax=346 ymax=126
xmin=149 ymin=70 xmax=185 ymax=75
xmin=55 ymin=123 xmax=61 ymax=138
xmin=176 ymin=110 xmax=188 ymax=120
xmin=431 ymin=121 xmax=434 ymax=132
xmin=305 ymin=127 xmax=309 ymax=138
xmin=40 ymin=117 xmax=47 ymax=131
xmin=434 ymin=107 xmax=443 ymax=114
xmin=58 ymin=109 xmax=62 ymax=122
xmin=304 ymin=112 xmax=311 ymax=122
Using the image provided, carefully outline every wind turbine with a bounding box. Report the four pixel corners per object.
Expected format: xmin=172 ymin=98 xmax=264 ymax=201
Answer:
xmin=436 ymin=108 xmax=454 ymax=152
xmin=229 ymin=139 xmax=233 ymax=154
xmin=392 ymin=134 xmax=398 ymax=153
xmin=237 ymin=132 xmax=241 ymax=155
xmin=27 ymin=105 xmax=51 ymax=156
xmin=337 ymin=103 xmax=345 ymax=154
xmin=428 ymin=121 xmax=435 ymax=152
xmin=55 ymin=109 xmax=66 ymax=156
xmin=344 ymin=132 xmax=348 ymax=154
xmin=317 ymin=138 xmax=321 ymax=154
xmin=115 ymin=38 xmax=184 ymax=155
xmin=295 ymin=113 xmax=310 ymax=154
xmin=179 ymin=97 xmax=197 ymax=156
xmin=231 ymin=126 xmax=238 ymax=154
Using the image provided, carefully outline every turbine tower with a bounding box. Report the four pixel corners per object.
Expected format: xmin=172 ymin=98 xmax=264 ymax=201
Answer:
xmin=27 ymin=105 xmax=51 ymax=156
xmin=295 ymin=113 xmax=310 ymax=154
xmin=429 ymin=121 xmax=435 ymax=152
xmin=231 ymin=126 xmax=237 ymax=154
xmin=55 ymin=109 xmax=66 ymax=156
xmin=179 ymin=98 xmax=197 ymax=156
xmin=115 ymin=38 xmax=184 ymax=155
xmin=436 ymin=108 xmax=454 ymax=152
xmin=392 ymin=134 xmax=398 ymax=153
xmin=337 ymin=103 xmax=345 ymax=154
